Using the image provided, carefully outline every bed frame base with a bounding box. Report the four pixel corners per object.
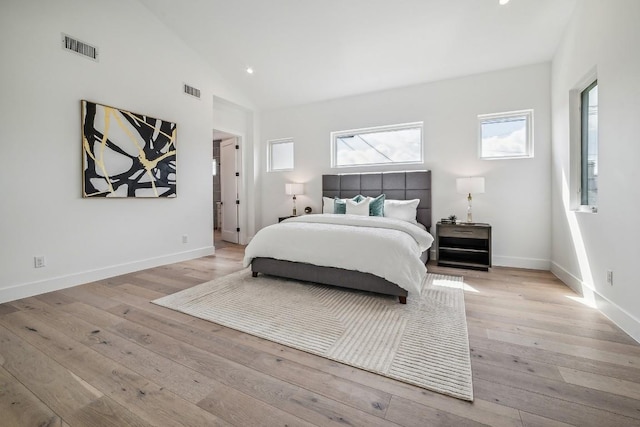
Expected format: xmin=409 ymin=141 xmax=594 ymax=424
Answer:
xmin=251 ymin=257 xmax=408 ymax=304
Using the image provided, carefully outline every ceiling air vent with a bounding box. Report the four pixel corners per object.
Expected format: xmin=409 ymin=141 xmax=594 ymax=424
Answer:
xmin=184 ymin=83 xmax=201 ymax=99
xmin=61 ymin=33 xmax=98 ymax=61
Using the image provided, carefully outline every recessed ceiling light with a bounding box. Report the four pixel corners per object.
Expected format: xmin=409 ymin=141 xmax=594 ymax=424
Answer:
xmin=246 ymin=67 xmax=254 ymax=74
xmin=499 ymin=0 xmax=510 ymax=4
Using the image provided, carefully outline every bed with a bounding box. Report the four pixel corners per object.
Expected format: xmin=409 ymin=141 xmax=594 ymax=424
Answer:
xmin=245 ymin=171 xmax=432 ymax=303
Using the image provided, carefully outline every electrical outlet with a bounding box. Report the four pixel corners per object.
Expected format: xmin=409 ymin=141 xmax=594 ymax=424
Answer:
xmin=182 ymin=235 xmax=188 ymax=244
xmin=34 ymin=256 xmax=46 ymax=268
xmin=606 ymin=270 xmax=613 ymax=286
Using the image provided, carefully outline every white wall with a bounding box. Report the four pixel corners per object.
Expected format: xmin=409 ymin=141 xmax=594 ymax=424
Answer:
xmin=551 ymin=0 xmax=640 ymax=341
xmin=260 ymin=63 xmax=552 ymax=269
xmin=0 ymin=0 xmax=252 ymax=302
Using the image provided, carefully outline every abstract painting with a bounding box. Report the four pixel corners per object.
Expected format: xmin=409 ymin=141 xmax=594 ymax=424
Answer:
xmin=81 ymin=100 xmax=177 ymax=197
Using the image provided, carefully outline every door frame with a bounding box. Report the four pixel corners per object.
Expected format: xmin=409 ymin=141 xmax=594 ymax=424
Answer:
xmin=219 ymin=137 xmax=239 ymax=243
xmin=213 ymin=127 xmax=247 ymax=245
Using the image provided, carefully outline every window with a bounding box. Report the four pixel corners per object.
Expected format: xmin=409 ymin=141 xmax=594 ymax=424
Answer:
xmin=570 ymin=70 xmax=598 ymax=212
xmin=478 ymin=110 xmax=533 ymax=159
xmin=581 ymin=80 xmax=598 ymax=207
xmin=268 ymin=138 xmax=294 ymax=171
xmin=212 ymin=159 xmax=217 ymax=176
xmin=331 ymin=122 xmax=423 ymax=168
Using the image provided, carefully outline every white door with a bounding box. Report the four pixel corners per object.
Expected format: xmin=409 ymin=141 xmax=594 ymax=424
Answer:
xmin=220 ymin=138 xmax=239 ymax=243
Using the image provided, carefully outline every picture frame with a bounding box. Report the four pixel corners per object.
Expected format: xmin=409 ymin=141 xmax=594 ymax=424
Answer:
xmin=81 ymin=100 xmax=177 ymax=198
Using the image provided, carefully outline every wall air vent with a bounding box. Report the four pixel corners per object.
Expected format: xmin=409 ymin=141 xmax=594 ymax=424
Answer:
xmin=61 ymin=33 xmax=99 ymax=61
xmin=184 ymin=83 xmax=201 ymax=99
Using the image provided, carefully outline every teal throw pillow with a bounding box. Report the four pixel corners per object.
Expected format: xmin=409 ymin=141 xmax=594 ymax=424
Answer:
xmin=368 ymin=194 xmax=385 ymax=216
xmin=334 ymin=195 xmax=363 ymax=214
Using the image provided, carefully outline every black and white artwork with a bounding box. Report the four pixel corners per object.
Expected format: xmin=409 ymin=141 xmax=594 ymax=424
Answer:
xmin=82 ymin=100 xmax=177 ymax=198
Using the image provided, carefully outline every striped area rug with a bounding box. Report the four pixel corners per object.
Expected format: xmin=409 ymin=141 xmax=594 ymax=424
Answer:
xmin=153 ymin=269 xmax=473 ymax=401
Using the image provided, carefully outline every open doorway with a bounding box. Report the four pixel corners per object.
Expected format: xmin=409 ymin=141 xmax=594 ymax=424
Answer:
xmin=212 ymin=129 xmax=241 ymax=248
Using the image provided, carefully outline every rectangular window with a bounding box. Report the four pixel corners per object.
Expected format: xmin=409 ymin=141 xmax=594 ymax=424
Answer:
xmin=268 ymin=138 xmax=294 ymax=171
xmin=581 ymin=80 xmax=598 ymax=207
xmin=478 ymin=110 xmax=533 ymax=159
xmin=331 ymin=122 xmax=423 ymax=168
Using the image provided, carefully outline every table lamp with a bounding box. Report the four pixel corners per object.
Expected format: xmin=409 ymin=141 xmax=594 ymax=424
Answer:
xmin=285 ymin=183 xmax=304 ymax=216
xmin=456 ymin=177 xmax=485 ymax=223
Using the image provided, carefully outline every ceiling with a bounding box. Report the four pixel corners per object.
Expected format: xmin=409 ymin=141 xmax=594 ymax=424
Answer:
xmin=139 ymin=0 xmax=577 ymax=110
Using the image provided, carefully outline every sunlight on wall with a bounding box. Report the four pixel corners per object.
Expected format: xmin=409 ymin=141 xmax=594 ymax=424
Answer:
xmin=561 ymin=169 xmax=595 ymax=306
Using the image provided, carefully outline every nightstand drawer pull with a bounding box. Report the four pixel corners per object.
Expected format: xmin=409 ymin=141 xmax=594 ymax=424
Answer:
xmin=438 ymin=226 xmax=489 ymax=239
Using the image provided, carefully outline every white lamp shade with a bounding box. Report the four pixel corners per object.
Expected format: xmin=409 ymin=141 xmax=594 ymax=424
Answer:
xmin=456 ymin=177 xmax=485 ymax=195
xmin=285 ymin=183 xmax=304 ymax=195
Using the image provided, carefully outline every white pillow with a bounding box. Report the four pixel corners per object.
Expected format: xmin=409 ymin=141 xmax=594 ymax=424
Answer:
xmin=345 ymin=198 xmax=371 ymax=216
xmin=322 ymin=196 xmax=336 ymax=214
xmin=384 ymin=199 xmax=420 ymax=223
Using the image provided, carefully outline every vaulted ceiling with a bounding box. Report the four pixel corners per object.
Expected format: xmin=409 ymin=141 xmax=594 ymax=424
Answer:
xmin=140 ymin=0 xmax=577 ymax=110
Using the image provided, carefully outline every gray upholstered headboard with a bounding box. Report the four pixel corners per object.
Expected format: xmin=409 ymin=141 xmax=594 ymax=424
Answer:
xmin=322 ymin=171 xmax=432 ymax=231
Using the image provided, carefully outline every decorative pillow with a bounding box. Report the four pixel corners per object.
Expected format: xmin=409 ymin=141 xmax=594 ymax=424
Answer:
xmin=366 ymin=194 xmax=385 ymax=217
xmin=322 ymin=197 xmax=335 ymax=214
xmin=333 ymin=195 xmax=363 ymax=214
xmin=384 ymin=199 xmax=420 ymax=223
xmin=334 ymin=198 xmax=346 ymax=214
xmin=345 ymin=198 xmax=371 ymax=216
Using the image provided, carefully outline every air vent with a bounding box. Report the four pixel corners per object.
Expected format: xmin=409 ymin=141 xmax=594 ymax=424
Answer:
xmin=184 ymin=83 xmax=201 ymax=99
xmin=61 ymin=33 xmax=98 ymax=61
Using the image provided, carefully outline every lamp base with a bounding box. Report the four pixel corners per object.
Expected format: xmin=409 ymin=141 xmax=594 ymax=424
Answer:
xmin=292 ymin=195 xmax=297 ymax=216
xmin=466 ymin=193 xmax=473 ymax=222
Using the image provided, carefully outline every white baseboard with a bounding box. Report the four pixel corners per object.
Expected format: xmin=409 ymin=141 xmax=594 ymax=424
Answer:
xmin=493 ymin=255 xmax=551 ymax=270
xmin=551 ymin=262 xmax=640 ymax=344
xmin=0 ymin=246 xmax=215 ymax=305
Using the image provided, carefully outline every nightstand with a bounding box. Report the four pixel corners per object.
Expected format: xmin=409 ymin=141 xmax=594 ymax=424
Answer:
xmin=436 ymin=222 xmax=492 ymax=271
xmin=278 ymin=216 xmax=297 ymax=222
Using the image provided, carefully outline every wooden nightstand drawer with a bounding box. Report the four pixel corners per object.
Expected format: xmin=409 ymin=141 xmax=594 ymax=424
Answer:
xmin=436 ymin=222 xmax=492 ymax=271
xmin=438 ymin=225 xmax=489 ymax=239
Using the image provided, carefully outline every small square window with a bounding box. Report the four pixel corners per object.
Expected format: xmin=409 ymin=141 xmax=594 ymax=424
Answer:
xmin=478 ymin=110 xmax=533 ymax=159
xmin=268 ymin=138 xmax=294 ymax=171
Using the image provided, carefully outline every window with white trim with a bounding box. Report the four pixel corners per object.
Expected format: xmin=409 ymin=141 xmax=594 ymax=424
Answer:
xmin=580 ymin=80 xmax=598 ymax=207
xmin=478 ymin=110 xmax=534 ymax=159
xmin=267 ymin=138 xmax=294 ymax=171
xmin=331 ymin=122 xmax=423 ymax=168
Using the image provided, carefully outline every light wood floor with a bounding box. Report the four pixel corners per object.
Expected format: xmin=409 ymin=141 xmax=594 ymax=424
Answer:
xmin=2 ymin=245 xmax=640 ymax=426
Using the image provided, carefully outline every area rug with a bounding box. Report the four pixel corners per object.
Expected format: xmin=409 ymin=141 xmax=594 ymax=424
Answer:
xmin=152 ymin=269 xmax=473 ymax=401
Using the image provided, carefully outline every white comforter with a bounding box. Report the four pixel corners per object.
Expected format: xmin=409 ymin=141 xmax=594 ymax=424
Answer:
xmin=243 ymin=214 xmax=434 ymax=295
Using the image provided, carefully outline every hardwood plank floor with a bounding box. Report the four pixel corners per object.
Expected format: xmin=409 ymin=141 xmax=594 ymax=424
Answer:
xmin=1 ymin=243 xmax=640 ymax=426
